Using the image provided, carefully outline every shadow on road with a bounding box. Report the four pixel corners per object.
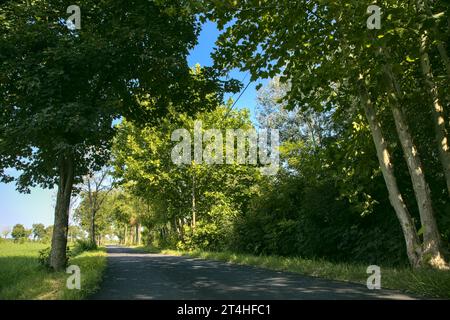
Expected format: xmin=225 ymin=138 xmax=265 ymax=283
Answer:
xmin=90 ymin=246 xmax=417 ymax=300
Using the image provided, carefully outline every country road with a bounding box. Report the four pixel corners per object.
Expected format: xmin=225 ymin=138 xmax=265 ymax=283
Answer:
xmin=90 ymin=246 xmax=417 ymax=300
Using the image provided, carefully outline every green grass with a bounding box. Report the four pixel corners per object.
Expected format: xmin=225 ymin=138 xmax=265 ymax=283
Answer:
xmin=0 ymin=240 xmax=107 ymax=300
xmin=158 ymin=248 xmax=450 ymax=299
xmin=133 ymin=244 xmax=163 ymax=254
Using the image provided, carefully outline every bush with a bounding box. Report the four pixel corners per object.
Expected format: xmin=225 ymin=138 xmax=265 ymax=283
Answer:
xmin=178 ymin=194 xmax=237 ymax=252
xmin=72 ymin=239 xmax=98 ymax=256
xmin=38 ymin=246 xmax=72 ymax=269
xmin=232 ymin=175 xmax=409 ymax=266
xmin=38 ymin=247 xmax=51 ymax=268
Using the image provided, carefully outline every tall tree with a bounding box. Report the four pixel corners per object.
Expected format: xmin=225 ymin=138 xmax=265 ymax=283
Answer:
xmin=415 ymin=0 xmax=450 ymax=196
xmin=0 ymin=0 xmax=233 ymax=270
xmin=78 ymin=167 xmax=114 ymax=246
xmin=205 ymin=0 xmax=448 ymax=268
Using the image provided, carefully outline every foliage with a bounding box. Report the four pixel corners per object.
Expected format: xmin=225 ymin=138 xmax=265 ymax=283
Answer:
xmin=68 ymin=225 xmax=85 ymax=243
xmin=178 ymin=192 xmax=239 ymax=251
xmin=1 ymin=226 xmax=11 ymax=239
xmin=31 ymin=223 xmax=46 ymax=241
xmin=0 ymin=0 xmax=238 ymax=270
xmin=72 ymin=239 xmax=98 ymax=256
xmin=112 ymin=104 xmax=262 ymax=250
xmin=73 ymin=190 xmax=113 ymax=245
xmin=38 ymin=246 xmax=72 ymax=269
xmin=11 ymin=224 xmax=28 ymax=242
xmin=42 ymin=225 xmax=54 ymax=243
xmin=202 ymin=0 xmax=450 ymax=267
xmin=0 ymin=0 xmax=227 ymax=191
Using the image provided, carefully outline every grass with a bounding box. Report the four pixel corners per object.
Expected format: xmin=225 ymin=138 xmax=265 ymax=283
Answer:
xmin=0 ymin=240 xmax=107 ymax=300
xmin=156 ymin=248 xmax=450 ymax=299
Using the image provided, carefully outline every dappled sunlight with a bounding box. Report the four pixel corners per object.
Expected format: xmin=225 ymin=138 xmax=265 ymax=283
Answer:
xmin=91 ymin=246 xmax=420 ymax=300
xmin=1 ymin=0 xmax=450 ymax=303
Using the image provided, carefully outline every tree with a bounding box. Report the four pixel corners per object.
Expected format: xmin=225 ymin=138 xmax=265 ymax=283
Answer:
xmin=73 ymin=189 xmax=116 ymax=246
xmin=0 ymin=0 xmax=234 ymax=270
xmin=31 ymin=223 xmax=46 ymax=241
xmin=68 ymin=225 xmax=85 ymax=242
xmin=112 ymin=105 xmax=262 ymax=250
xmin=416 ymin=0 xmax=450 ymax=196
xmin=1 ymin=226 xmax=11 ymax=239
xmin=205 ymin=0 xmax=449 ymax=268
xmin=43 ymin=225 xmax=54 ymax=243
xmin=77 ymin=167 xmax=114 ymax=247
xmin=11 ymin=224 xmax=27 ymax=241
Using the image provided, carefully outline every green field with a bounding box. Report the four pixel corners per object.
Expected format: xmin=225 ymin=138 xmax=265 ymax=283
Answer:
xmin=0 ymin=241 xmax=106 ymax=300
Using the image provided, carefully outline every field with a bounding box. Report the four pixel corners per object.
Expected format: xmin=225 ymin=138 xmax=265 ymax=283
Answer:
xmin=0 ymin=240 xmax=106 ymax=300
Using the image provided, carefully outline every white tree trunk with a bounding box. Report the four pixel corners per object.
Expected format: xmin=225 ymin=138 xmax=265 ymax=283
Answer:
xmin=417 ymin=0 xmax=450 ymax=195
xmin=359 ymin=80 xmax=422 ymax=267
xmin=384 ymin=64 xmax=448 ymax=269
xmin=419 ymin=0 xmax=450 ymax=78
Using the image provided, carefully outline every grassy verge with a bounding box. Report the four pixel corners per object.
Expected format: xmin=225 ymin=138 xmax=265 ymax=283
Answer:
xmin=158 ymin=248 xmax=450 ymax=299
xmin=0 ymin=241 xmax=107 ymax=300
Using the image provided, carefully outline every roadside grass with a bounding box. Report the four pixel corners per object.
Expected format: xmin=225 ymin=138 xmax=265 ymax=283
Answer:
xmin=133 ymin=244 xmax=163 ymax=254
xmin=158 ymin=249 xmax=450 ymax=299
xmin=0 ymin=241 xmax=107 ymax=300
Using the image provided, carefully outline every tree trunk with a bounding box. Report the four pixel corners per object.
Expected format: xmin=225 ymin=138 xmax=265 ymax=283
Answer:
xmin=178 ymin=218 xmax=185 ymax=239
xmin=359 ymin=79 xmax=422 ymax=267
xmin=418 ymin=30 xmax=450 ymax=196
xmin=419 ymin=0 xmax=450 ymax=78
xmin=135 ymin=224 xmax=140 ymax=245
xmin=192 ymin=174 xmax=196 ymax=230
xmin=384 ymin=64 xmax=448 ymax=269
xmin=129 ymin=225 xmax=133 ymax=245
xmin=50 ymin=155 xmax=75 ymax=271
xmin=90 ymin=209 xmax=96 ymax=246
xmin=172 ymin=216 xmax=179 ymax=239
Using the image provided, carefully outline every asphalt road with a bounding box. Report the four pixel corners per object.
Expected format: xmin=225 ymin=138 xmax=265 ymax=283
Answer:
xmin=90 ymin=246 xmax=417 ymax=300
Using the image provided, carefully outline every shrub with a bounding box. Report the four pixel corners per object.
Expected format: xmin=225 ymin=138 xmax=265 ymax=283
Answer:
xmin=38 ymin=246 xmax=72 ymax=269
xmin=72 ymin=239 xmax=97 ymax=256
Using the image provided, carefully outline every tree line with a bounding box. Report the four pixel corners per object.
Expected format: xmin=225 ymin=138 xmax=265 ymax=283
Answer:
xmin=1 ymin=223 xmax=83 ymax=243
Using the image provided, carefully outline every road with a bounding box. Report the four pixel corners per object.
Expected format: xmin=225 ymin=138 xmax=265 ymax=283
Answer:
xmin=90 ymin=246 xmax=417 ymax=300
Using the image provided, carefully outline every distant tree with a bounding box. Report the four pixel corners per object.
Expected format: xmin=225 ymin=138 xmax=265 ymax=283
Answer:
xmin=68 ymin=225 xmax=84 ymax=242
xmin=11 ymin=224 xmax=27 ymax=241
xmin=24 ymin=228 xmax=32 ymax=240
xmin=1 ymin=226 xmax=11 ymax=239
xmin=32 ymin=223 xmax=46 ymax=241
xmin=77 ymin=167 xmax=114 ymax=247
xmin=74 ymin=188 xmax=116 ymax=246
xmin=43 ymin=225 xmax=54 ymax=243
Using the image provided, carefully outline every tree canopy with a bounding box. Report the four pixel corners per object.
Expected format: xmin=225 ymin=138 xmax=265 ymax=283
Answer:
xmin=0 ymin=0 xmax=238 ymax=270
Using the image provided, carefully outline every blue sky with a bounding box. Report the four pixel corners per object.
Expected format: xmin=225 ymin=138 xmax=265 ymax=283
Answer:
xmin=0 ymin=21 xmax=265 ymax=230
